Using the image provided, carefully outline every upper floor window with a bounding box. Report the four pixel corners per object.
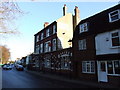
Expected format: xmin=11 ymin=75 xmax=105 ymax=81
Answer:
xmin=52 ymin=38 xmax=56 ymax=51
xmin=46 ymin=29 xmax=50 ymax=37
xmin=78 ymin=39 xmax=87 ymax=50
xmin=53 ymin=25 xmax=56 ymax=34
xmin=40 ymin=43 xmax=43 ymax=53
xmin=79 ymin=22 xmax=88 ymax=33
xmin=36 ymin=35 xmax=39 ymax=42
xmin=35 ymin=45 xmax=39 ymax=54
xmin=41 ymin=32 xmax=44 ymax=40
xmin=111 ymin=30 xmax=120 ymax=47
xmin=109 ymin=9 xmax=120 ymax=22
xmin=44 ymin=41 xmax=51 ymax=53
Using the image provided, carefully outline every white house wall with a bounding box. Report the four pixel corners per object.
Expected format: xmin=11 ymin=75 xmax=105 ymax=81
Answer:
xmin=56 ymin=13 xmax=73 ymax=49
xmin=95 ymin=29 xmax=120 ymax=55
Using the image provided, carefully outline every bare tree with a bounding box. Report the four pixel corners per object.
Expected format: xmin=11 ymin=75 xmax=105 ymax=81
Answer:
xmin=0 ymin=1 xmax=23 ymax=34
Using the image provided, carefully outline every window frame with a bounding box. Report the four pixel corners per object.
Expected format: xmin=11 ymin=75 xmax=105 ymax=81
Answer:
xmin=41 ymin=32 xmax=44 ymax=40
xmin=110 ymin=30 xmax=120 ymax=48
xmin=46 ymin=29 xmax=50 ymax=37
xmin=61 ymin=55 xmax=71 ymax=70
xmin=53 ymin=25 xmax=56 ymax=34
xmin=109 ymin=9 xmax=120 ymax=22
xmin=44 ymin=41 xmax=51 ymax=53
xmin=44 ymin=59 xmax=51 ymax=68
xmin=82 ymin=61 xmax=95 ymax=74
xmin=78 ymin=39 xmax=87 ymax=50
xmin=35 ymin=44 xmax=39 ymax=54
xmin=52 ymin=38 xmax=56 ymax=51
xmin=107 ymin=60 xmax=120 ymax=76
xmin=36 ymin=35 xmax=39 ymax=42
xmin=79 ymin=22 xmax=88 ymax=33
xmin=40 ymin=43 xmax=43 ymax=53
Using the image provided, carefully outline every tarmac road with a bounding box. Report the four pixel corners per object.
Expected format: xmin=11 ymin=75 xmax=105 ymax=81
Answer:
xmin=2 ymin=68 xmax=90 ymax=88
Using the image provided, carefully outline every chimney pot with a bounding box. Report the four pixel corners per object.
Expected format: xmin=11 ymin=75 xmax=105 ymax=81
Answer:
xmin=44 ymin=22 xmax=49 ymax=28
xmin=64 ymin=4 xmax=66 ymax=7
xmin=75 ymin=6 xmax=78 ymax=8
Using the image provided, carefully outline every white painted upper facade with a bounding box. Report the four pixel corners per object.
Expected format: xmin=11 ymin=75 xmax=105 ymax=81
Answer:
xmin=95 ymin=29 xmax=120 ymax=55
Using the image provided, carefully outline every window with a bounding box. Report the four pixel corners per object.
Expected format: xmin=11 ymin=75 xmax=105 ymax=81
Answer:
xmin=79 ymin=22 xmax=88 ymax=33
xmin=52 ymin=39 xmax=56 ymax=51
xmin=36 ymin=35 xmax=39 ymax=42
xmin=61 ymin=56 xmax=71 ymax=70
xmin=107 ymin=61 xmax=113 ymax=74
xmin=46 ymin=29 xmax=50 ymax=37
xmin=107 ymin=60 xmax=120 ymax=75
xmin=114 ymin=61 xmax=120 ymax=74
xmin=40 ymin=43 xmax=43 ymax=53
xmin=78 ymin=39 xmax=87 ymax=50
xmin=41 ymin=32 xmax=44 ymax=40
xmin=53 ymin=25 xmax=56 ymax=34
xmin=44 ymin=41 xmax=51 ymax=53
xmin=35 ymin=45 xmax=39 ymax=54
xmin=111 ymin=31 xmax=120 ymax=47
xmin=45 ymin=59 xmax=51 ymax=68
xmin=109 ymin=9 xmax=120 ymax=22
xmin=82 ymin=61 xmax=95 ymax=73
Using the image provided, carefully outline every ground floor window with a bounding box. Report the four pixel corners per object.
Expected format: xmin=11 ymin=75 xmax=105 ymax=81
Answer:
xmin=82 ymin=61 xmax=95 ymax=73
xmin=107 ymin=60 xmax=120 ymax=75
xmin=61 ymin=56 xmax=71 ymax=70
xmin=44 ymin=59 xmax=51 ymax=68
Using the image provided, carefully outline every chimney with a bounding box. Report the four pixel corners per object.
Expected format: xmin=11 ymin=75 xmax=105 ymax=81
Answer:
xmin=63 ymin=4 xmax=67 ymax=16
xmin=44 ymin=22 xmax=49 ymax=28
xmin=74 ymin=6 xmax=80 ymax=19
xmin=73 ymin=6 xmax=80 ymax=31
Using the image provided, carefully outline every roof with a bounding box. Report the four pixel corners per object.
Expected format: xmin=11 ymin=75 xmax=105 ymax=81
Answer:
xmin=79 ymin=4 xmax=120 ymax=24
xmin=34 ymin=21 xmax=57 ymax=36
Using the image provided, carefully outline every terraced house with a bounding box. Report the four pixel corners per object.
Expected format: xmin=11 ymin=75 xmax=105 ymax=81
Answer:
xmin=34 ymin=4 xmax=80 ymax=76
xmin=73 ymin=4 xmax=120 ymax=86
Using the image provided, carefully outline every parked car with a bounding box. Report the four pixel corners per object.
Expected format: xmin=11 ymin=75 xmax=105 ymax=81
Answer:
xmin=3 ymin=64 xmax=12 ymax=70
xmin=16 ymin=65 xmax=24 ymax=71
xmin=3 ymin=65 xmax=7 ymax=70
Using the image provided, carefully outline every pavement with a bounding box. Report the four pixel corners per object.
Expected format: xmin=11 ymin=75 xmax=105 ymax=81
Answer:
xmin=24 ymin=68 xmax=119 ymax=88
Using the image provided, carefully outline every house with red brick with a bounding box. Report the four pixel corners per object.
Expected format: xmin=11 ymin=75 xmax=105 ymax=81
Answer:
xmin=73 ymin=4 xmax=120 ymax=86
xmin=34 ymin=4 xmax=80 ymax=76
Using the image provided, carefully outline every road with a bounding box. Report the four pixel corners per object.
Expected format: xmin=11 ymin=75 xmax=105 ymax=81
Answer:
xmin=2 ymin=68 xmax=91 ymax=88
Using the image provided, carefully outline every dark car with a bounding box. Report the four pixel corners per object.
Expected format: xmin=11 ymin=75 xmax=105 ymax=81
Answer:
xmin=16 ymin=65 xmax=24 ymax=71
xmin=3 ymin=64 xmax=12 ymax=70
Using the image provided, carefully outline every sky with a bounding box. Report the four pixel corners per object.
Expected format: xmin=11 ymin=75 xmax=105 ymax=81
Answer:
xmin=1 ymin=1 xmax=118 ymax=61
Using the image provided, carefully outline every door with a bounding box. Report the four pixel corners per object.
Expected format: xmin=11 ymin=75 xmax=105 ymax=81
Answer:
xmin=97 ymin=61 xmax=108 ymax=82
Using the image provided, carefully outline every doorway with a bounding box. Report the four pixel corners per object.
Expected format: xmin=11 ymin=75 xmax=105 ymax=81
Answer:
xmin=97 ymin=61 xmax=108 ymax=82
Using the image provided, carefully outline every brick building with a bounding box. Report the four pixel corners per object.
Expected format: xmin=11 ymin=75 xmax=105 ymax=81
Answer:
xmin=73 ymin=4 xmax=120 ymax=86
xmin=34 ymin=5 xmax=80 ymax=76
